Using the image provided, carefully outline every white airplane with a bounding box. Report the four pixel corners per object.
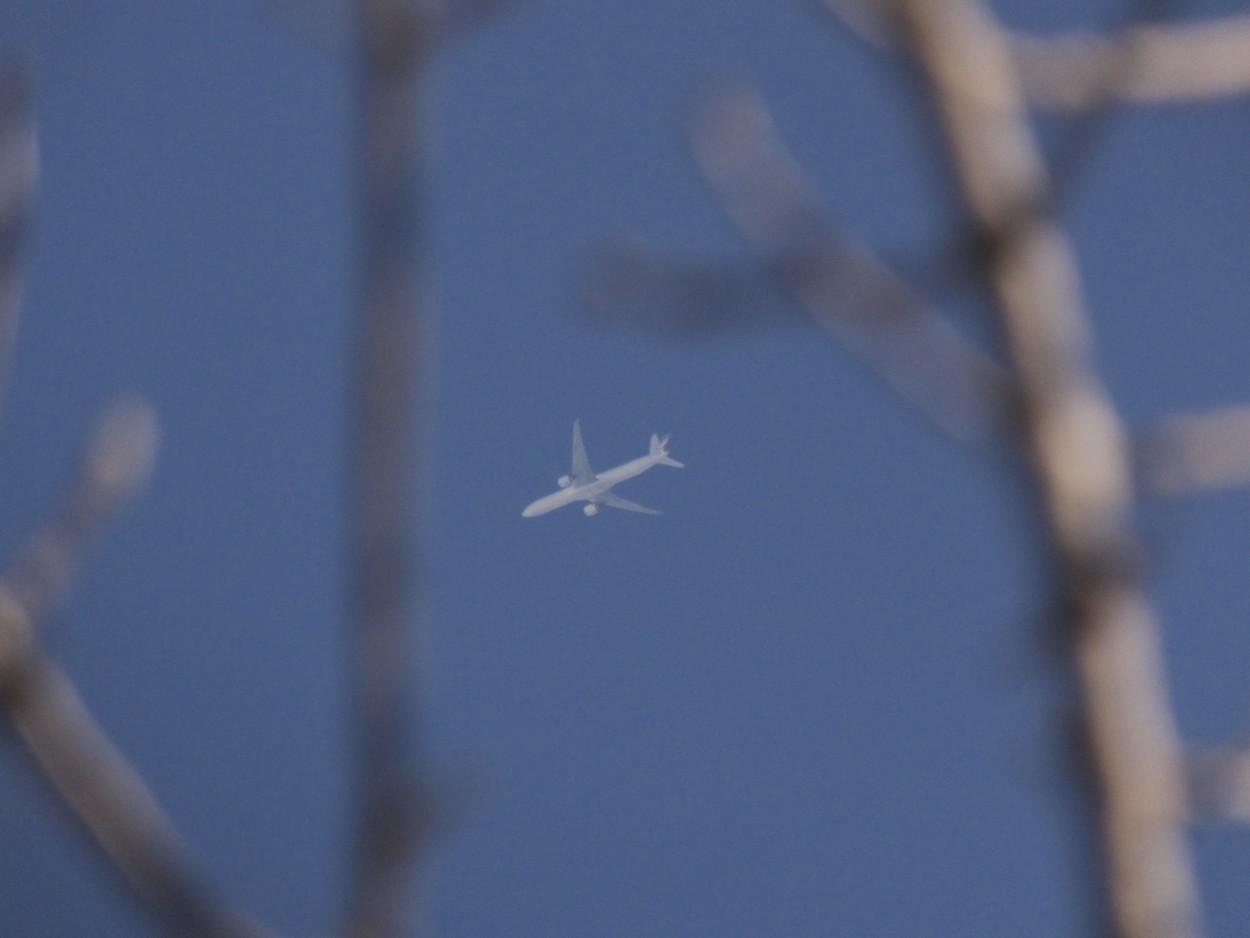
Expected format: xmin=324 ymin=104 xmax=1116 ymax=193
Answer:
xmin=523 ymin=420 xmax=684 ymax=517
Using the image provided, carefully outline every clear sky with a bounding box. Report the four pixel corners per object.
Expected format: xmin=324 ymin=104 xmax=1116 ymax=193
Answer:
xmin=0 ymin=1 xmax=1248 ymax=936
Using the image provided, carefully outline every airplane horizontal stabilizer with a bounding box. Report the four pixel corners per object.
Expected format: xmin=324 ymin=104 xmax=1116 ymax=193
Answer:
xmin=649 ymin=433 xmax=684 ymax=468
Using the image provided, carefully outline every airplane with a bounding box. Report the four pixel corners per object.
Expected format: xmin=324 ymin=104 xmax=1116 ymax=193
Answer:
xmin=522 ymin=420 xmax=684 ymax=517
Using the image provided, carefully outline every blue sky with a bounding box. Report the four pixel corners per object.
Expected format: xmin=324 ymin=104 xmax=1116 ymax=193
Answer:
xmin=0 ymin=1 xmax=1248 ymax=935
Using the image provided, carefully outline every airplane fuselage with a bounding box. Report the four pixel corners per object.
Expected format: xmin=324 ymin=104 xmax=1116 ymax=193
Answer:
xmin=522 ymin=453 xmax=661 ymax=517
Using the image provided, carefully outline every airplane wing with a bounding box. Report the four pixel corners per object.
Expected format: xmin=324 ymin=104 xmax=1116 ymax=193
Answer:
xmin=571 ymin=420 xmax=597 ymax=485
xmin=596 ymin=491 xmax=662 ymax=515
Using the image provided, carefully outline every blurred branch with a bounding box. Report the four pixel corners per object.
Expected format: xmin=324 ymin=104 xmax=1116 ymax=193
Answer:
xmin=897 ymin=2 xmax=1200 ymax=936
xmin=5 ymin=399 xmax=157 ymax=623
xmin=0 ymin=64 xmax=37 ymax=417
xmin=345 ymin=1 xmax=436 ymax=936
xmin=1188 ymin=747 xmax=1250 ymax=823
xmin=583 ymin=244 xmax=809 ymax=336
xmin=270 ymin=2 xmax=462 ymax=932
xmin=1139 ymin=406 xmax=1250 ymax=496
xmin=808 ymin=0 xmax=896 ymax=48
xmin=811 ymin=1 xmax=1250 ymax=109
xmin=1015 ymin=15 xmax=1250 ymax=109
xmin=0 ymin=401 xmax=275 ymax=938
xmin=268 ymin=0 xmax=514 ymax=53
xmin=683 ymin=85 xmax=1012 ymax=445
xmin=5 ymin=653 xmax=277 ymax=938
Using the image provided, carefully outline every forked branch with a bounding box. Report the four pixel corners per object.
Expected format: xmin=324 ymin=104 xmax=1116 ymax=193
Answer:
xmin=896 ymin=1 xmax=1199 ymax=935
xmin=685 ymin=86 xmax=1011 ymax=445
xmin=0 ymin=400 xmax=275 ymax=938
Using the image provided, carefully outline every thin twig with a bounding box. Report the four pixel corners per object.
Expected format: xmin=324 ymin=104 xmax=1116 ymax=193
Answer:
xmin=0 ymin=63 xmax=37 ymax=417
xmin=686 ymin=85 xmax=1012 ymax=445
xmin=5 ymin=398 xmax=157 ymax=622
xmin=345 ymin=2 xmax=435 ymax=936
xmin=0 ymin=399 xmax=155 ymax=658
xmin=1015 ymin=14 xmax=1250 ymax=109
xmin=808 ymin=0 xmax=897 ymax=48
xmin=1187 ymin=747 xmax=1250 ymax=823
xmin=582 ymin=243 xmax=801 ymax=338
xmin=0 ymin=400 xmax=275 ymax=938
xmin=1139 ymin=405 xmax=1250 ymax=496
xmin=896 ymin=3 xmax=1200 ymax=936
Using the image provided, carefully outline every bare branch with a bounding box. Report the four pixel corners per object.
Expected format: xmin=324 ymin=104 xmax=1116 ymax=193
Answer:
xmin=0 ymin=54 xmax=280 ymax=938
xmin=6 ymin=397 xmax=157 ymax=623
xmin=345 ymin=1 xmax=436 ymax=936
xmin=583 ymin=243 xmax=813 ymax=337
xmin=0 ymin=401 xmax=277 ymax=938
xmin=1188 ymin=747 xmax=1250 ymax=823
xmin=1140 ymin=406 xmax=1250 ymax=496
xmin=1015 ymin=15 xmax=1250 ymax=109
xmin=686 ymin=85 xmax=1012 ymax=445
xmin=2 ymin=650 xmax=278 ymax=938
xmin=266 ymin=0 xmax=514 ymax=54
xmin=0 ymin=63 xmax=37 ymax=416
xmin=807 ymin=0 xmax=897 ymax=48
xmin=898 ymin=1 xmax=1200 ymax=935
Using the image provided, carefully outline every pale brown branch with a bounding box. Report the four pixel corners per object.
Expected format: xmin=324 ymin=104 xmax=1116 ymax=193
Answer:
xmin=1015 ymin=15 xmax=1250 ymax=109
xmin=582 ymin=243 xmax=798 ymax=338
xmin=1140 ymin=406 xmax=1250 ymax=496
xmin=1188 ymin=747 xmax=1250 ymax=823
xmin=2 ymin=649 xmax=277 ymax=938
xmin=687 ymin=85 xmax=1011 ymax=445
xmin=6 ymin=397 xmax=157 ymax=622
xmin=0 ymin=401 xmax=276 ymax=938
xmin=809 ymin=0 xmax=896 ymax=48
xmin=898 ymin=2 xmax=1199 ymax=936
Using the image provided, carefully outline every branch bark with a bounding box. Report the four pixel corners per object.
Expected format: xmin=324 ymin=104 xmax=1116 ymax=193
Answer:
xmin=1140 ymin=406 xmax=1250 ymax=496
xmin=1015 ymin=15 xmax=1250 ymax=109
xmin=345 ymin=2 xmax=435 ymax=936
xmin=3 ymin=649 xmax=277 ymax=938
xmin=0 ymin=64 xmax=36 ymax=414
xmin=0 ymin=400 xmax=274 ymax=938
xmin=897 ymin=2 xmax=1199 ymax=935
xmin=686 ymin=86 xmax=1011 ymax=445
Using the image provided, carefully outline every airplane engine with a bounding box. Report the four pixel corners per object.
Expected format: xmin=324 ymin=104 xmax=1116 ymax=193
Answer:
xmin=583 ymin=503 xmax=599 ymax=516
xmin=558 ymin=475 xmax=572 ymax=488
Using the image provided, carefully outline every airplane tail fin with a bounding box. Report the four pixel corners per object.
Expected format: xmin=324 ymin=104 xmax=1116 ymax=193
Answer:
xmin=649 ymin=433 xmax=684 ymax=468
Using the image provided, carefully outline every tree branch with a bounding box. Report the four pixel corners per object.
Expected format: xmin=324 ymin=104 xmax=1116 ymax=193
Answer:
xmin=1188 ymin=747 xmax=1250 ymax=823
xmin=685 ymin=85 xmax=1012 ymax=445
xmin=1015 ymin=15 xmax=1250 ymax=109
xmin=0 ymin=400 xmax=276 ymax=938
xmin=5 ymin=398 xmax=157 ymax=621
xmin=4 ymin=651 xmax=278 ymax=938
xmin=0 ymin=63 xmax=37 ymax=415
xmin=897 ymin=1 xmax=1200 ymax=935
xmin=1139 ymin=405 xmax=1250 ymax=496
xmin=345 ymin=2 xmax=436 ymax=936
